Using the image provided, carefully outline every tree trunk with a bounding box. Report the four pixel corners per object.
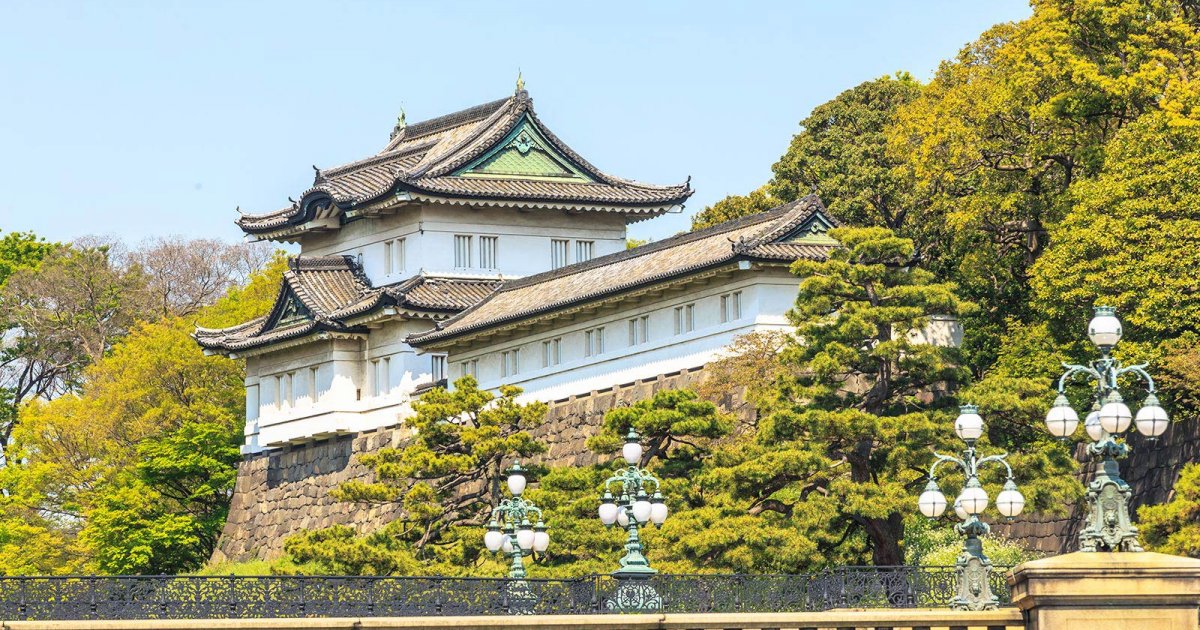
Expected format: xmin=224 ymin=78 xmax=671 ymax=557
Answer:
xmin=866 ymin=513 xmax=905 ymax=566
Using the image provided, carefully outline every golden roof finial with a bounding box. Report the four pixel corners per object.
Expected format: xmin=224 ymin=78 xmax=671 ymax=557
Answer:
xmin=516 ymin=69 xmax=525 ymax=93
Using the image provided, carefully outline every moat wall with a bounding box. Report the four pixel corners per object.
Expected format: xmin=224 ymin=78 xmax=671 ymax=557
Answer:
xmin=214 ymin=368 xmax=739 ymax=562
xmin=214 ymin=366 xmax=1198 ymax=562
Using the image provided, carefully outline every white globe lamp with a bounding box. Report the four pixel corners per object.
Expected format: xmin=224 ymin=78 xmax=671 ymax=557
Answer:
xmin=1099 ymin=398 xmax=1132 ymax=434
xmin=954 ymin=405 xmax=984 ymax=442
xmin=1135 ymin=393 xmax=1169 ymax=438
xmin=1087 ymin=306 xmax=1123 ymax=349
xmin=1044 ymin=394 xmax=1079 ymax=438
xmin=918 ymin=480 xmax=947 ymax=518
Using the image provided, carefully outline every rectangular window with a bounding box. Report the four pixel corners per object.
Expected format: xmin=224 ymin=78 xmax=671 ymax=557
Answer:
xmin=501 ymin=349 xmax=521 ymax=377
xmin=459 ymin=359 xmax=478 ymax=379
xmin=309 ymin=367 xmax=319 ymax=403
xmin=393 ymin=237 xmax=406 ymax=275
xmin=551 ymin=239 xmax=570 ymax=270
xmin=371 ymin=359 xmax=389 ymax=397
xmin=675 ymin=304 xmax=695 ymax=335
xmin=380 ymin=358 xmax=391 ymax=396
xmin=454 ymin=235 xmax=473 ymax=268
xmin=274 ymin=375 xmax=283 ymax=409
xmin=575 ymin=240 xmax=594 ymax=262
xmin=479 ymin=236 xmax=498 ymax=269
xmin=284 ymin=372 xmax=295 ymax=406
xmin=542 ymin=338 xmax=561 ymax=367
xmin=721 ymin=292 xmax=742 ymax=323
xmin=628 ymin=315 xmax=649 ymax=345
xmin=432 ymin=355 xmax=447 ymax=382
xmin=584 ymin=327 xmax=606 ymax=357
xmin=384 ymin=240 xmax=393 ymax=275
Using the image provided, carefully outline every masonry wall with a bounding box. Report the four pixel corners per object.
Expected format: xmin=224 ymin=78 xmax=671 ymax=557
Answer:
xmin=215 ymin=368 xmax=748 ymax=562
xmin=215 ymin=365 xmax=1198 ymax=563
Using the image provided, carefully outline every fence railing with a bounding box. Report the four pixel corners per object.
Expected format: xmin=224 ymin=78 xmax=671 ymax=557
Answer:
xmin=0 ymin=566 xmax=1012 ymax=620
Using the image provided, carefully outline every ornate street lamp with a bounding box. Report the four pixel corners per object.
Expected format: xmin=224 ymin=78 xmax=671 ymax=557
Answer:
xmin=1045 ymin=306 xmax=1168 ymax=552
xmin=919 ymin=405 xmax=1024 ymax=611
xmin=597 ymin=429 xmax=668 ymax=613
xmin=483 ymin=461 xmax=550 ymax=613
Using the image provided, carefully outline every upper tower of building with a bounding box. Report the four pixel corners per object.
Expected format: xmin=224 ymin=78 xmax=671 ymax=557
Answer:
xmin=235 ymin=88 xmax=693 ymax=244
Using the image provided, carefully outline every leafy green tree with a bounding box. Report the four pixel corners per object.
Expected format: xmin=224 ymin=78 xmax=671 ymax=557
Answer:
xmin=889 ymin=0 xmax=1200 ymax=372
xmin=727 ymin=226 xmax=969 ymax=566
xmin=0 ymin=243 xmax=152 ymax=451
xmin=1140 ymin=462 xmax=1200 ymax=557
xmin=1030 ymin=113 xmax=1200 ymax=343
xmin=586 ymin=389 xmax=732 ymax=471
xmin=0 ymin=256 xmax=284 ymax=575
xmin=0 ymin=231 xmax=54 ymax=289
xmin=332 ymin=377 xmax=547 ymax=552
xmin=771 ymin=74 xmax=922 ymax=232
xmin=690 ymin=186 xmax=779 ymax=230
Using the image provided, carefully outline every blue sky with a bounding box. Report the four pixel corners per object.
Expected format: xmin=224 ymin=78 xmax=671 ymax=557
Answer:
xmin=0 ymin=1 xmax=1031 ymax=245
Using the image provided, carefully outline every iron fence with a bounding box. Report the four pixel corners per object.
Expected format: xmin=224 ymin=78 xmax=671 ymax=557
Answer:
xmin=0 ymin=566 xmax=1012 ymax=620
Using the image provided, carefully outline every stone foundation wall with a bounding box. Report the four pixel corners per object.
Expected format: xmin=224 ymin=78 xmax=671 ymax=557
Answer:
xmin=215 ymin=368 xmax=747 ymax=562
xmin=215 ymin=365 xmax=1197 ymax=563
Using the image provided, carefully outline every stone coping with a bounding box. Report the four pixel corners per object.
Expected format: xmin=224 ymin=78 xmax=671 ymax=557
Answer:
xmin=1009 ymin=551 xmax=1200 ymax=609
xmin=2 ymin=609 xmax=1026 ymax=630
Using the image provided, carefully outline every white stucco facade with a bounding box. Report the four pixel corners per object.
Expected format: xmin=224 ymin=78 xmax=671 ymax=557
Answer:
xmin=302 ymin=204 xmax=628 ymax=281
xmin=234 ymin=202 xmax=639 ymax=453
xmin=446 ymin=268 xmax=801 ymax=404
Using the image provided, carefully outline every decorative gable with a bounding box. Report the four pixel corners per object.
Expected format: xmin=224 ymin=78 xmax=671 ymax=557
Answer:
xmin=267 ymin=290 xmax=313 ymax=331
xmin=779 ymin=212 xmax=838 ymax=245
xmin=454 ymin=116 xmax=595 ymax=182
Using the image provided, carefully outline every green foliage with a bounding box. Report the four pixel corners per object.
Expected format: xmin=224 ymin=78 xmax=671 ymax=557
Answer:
xmin=1140 ymin=463 xmax=1200 ymax=557
xmin=1030 ymin=113 xmax=1200 ymax=342
xmin=0 ymin=257 xmax=283 ymax=575
xmin=887 ymin=0 xmax=1200 ymax=372
xmin=713 ymin=227 xmax=970 ymax=566
xmin=286 ymin=377 xmax=549 ymax=572
xmin=771 ymin=74 xmax=922 ymax=232
xmin=586 ymin=389 xmax=732 ymax=472
xmin=690 ymin=186 xmax=780 ymax=230
xmin=0 ymin=231 xmax=54 ymax=289
xmin=79 ymin=480 xmax=210 ymax=575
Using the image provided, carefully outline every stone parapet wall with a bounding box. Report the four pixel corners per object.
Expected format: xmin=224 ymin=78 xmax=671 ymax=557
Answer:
xmin=215 ymin=368 xmax=743 ymax=562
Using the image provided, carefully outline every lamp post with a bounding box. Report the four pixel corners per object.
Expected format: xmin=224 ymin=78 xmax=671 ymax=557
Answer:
xmin=597 ymin=429 xmax=669 ymax=613
xmin=1044 ymin=306 xmax=1169 ymax=552
xmin=919 ymin=405 xmax=1025 ymax=611
xmin=483 ymin=461 xmax=550 ymax=613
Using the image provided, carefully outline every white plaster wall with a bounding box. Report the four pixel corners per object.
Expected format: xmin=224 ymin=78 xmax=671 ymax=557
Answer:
xmin=447 ymin=269 xmax=802 ymax=404
xmin=242 ymin=319 xmax=446 ymax=453
xmin=299 ymin=204 xmax=627 ymax=285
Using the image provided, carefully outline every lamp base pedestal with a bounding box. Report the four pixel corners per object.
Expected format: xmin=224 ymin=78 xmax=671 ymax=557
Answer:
xmin=605 ymin=574 xmax=662 ymax=613
xmin=952 ymin=518 xmax=999 ymax=611
xmin=1079 ymin=455 xmax=1142 ymax=552
xmin=502 ymin=579 xmax=538 ymax=615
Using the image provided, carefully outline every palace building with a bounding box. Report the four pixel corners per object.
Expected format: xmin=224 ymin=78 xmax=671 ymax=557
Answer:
xmin=195 ymin=87 xmax=691 ymax=453
xmin=197 ymin=86 xmax=952 ymax=456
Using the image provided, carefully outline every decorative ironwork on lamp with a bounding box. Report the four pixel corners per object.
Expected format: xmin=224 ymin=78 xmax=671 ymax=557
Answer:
xmin=1044 ymin=306 xmax=1168 ymax=552
xmin=483 ymin=461 xmax=550 ymax=613
xmin=597 ymin=428 xmax=668 ymax=613
xmin=919 ymin=405 xmax=1024 ymax=611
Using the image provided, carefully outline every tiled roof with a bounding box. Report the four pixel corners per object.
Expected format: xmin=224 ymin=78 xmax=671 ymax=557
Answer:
xmin=409 ymin=196 xmax=839 ymax=347
xmin=236 ymin=91 xmax=692 ymax=235
xmin=194 ymin=256 xmax=500 ymax=353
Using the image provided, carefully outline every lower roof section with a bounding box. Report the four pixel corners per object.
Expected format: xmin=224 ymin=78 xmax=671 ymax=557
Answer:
xmin=194 ymin=255 xmax=501 ymax=354
xmin=408 ymin=195 xmax=839 ymax=350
